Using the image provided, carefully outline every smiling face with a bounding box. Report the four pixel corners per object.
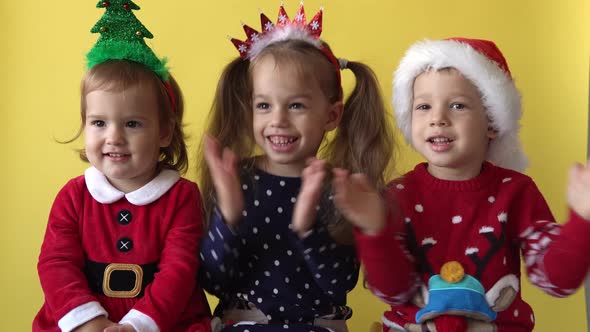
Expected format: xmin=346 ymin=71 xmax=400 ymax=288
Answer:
xmin=84 ymin=84 xmax=172 ymax=192
xmin=250 ymin=54 xmax=342 ymax=176
xmin=411 ymin=68 xmax=496 ymax=180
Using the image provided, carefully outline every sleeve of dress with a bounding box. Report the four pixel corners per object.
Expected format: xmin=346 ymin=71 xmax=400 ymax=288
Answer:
xmin=199 ymin=206 xmax=243 ymax=296
xmin=290 ymin=224 xmax=360 ymax=301
xmin=354 ymin=212 xmax=418 ymax=305
xmin=128 ymin=181 xmax=209 ymax=331
xmin=517 ymin=180 xmax=590 ymax=297
xmin=37 ymin=180 xmax=108 ymax=332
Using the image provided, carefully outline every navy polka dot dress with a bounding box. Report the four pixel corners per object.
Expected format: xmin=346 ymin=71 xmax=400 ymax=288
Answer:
xmin=200 ymin=168 xmax=359 ymax=331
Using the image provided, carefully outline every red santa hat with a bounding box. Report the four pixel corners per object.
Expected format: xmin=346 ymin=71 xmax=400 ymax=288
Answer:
xmin=393 ymin=37 xmax=528 ymax=172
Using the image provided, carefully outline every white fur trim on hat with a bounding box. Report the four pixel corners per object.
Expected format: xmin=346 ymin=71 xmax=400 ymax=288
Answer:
xmin=392 ymin=39 xmax=528 ymax=171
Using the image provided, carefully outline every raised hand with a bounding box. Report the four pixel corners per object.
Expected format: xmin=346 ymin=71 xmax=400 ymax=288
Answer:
xmin=292 ymin=158 xmax=327 ymax=237
xmin=203 ymin=134 xmax=244 ymax=225
xmin=567 ymin=161 xmax=590 ymax=220
xmin=332 ymin=168 xmax=386 ymax=235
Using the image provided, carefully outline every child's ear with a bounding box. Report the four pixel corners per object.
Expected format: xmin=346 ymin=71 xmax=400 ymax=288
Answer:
xmin=159 ymin=119 xmax=175 ymax=148
xmin=324 ymin=101 xmax=344 ymax=131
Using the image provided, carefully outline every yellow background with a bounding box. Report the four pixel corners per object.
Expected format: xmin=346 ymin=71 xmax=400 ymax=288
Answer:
xmin=1 ymin=0 xmax=588 ymax=331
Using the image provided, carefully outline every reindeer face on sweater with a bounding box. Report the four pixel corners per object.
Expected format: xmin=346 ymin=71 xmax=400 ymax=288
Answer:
xmin=404 ymin=216 xmax=520 ymax=325
xmin=413 ymin=261 xmax=519 ymax=323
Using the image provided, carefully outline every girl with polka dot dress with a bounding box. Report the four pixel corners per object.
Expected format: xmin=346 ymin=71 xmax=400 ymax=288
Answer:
xmin=197 ymin=3 xmax=395 ymax=332
xmin=34 ymin=3 xmax=211 ymax=331
xmin=335 ymin=38 xmax=590 ymax=332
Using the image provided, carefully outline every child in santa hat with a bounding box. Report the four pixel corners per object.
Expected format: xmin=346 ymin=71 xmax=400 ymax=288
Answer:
xmin=330 ymin=37 xmax=590 ymax=332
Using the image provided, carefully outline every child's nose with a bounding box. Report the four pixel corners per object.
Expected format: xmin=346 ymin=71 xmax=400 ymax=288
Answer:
xmin=429 ymin=107 xmax=449 ymax=127
xmin=270 ymin=109 xmax=289 ymax=127
xmin=106 ymin=126 xmax=125 ymax=145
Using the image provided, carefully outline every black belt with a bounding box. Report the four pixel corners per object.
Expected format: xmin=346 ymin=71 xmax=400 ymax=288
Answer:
xmin=85 ymin=259 xmax=159 ymax=298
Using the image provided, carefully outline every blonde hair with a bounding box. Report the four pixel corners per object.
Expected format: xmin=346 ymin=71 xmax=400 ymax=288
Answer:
xmin=198 ymin=40 xmax=396 ymax=241
xmin=68 ymin=60 xmax=188 ymax=174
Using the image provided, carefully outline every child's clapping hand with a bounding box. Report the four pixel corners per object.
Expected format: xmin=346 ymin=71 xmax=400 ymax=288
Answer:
xmin=332 ymin=168 xmax=386 ymax=236
xmin=567 ymin=161 xmax=590 ymax=220
xmin=292 ymin=158 xmax=328 ymax=236
xmin=203 ymin=134 xmax=244 ymax=225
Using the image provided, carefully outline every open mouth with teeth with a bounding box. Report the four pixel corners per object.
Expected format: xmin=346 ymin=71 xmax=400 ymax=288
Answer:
xmin=427 ymin=136 xmax=454 ymax=144
xmin=267 ymin=135 xmax=298 ymax=151
xmin=104 ymin=153 xmax=131 ymax=160
xmin=426 ymin=136 xmax=455 ymax=152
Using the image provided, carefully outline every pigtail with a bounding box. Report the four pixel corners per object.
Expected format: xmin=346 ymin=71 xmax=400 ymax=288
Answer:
xmin=325 ymin=61 xmax=396 ymax=191
xmin=322 ymin=61 xmax=396 ymax=244
xmin=198 ymin=57 xmax=255 ymax=227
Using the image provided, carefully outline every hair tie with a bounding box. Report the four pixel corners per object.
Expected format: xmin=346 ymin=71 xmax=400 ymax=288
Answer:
xmin=338 ymin=58 xmax=349 ymax=70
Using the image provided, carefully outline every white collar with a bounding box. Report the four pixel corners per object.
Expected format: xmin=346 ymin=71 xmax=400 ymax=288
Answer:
xmin=84 ymin=166 xmax=180 ymax=206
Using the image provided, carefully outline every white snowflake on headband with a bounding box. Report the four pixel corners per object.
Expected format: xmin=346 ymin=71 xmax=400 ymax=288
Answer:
xmin=229 ymin=1 xmax=324 ymax=59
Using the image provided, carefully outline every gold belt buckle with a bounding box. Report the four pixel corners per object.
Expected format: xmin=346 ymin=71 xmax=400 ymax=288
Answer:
xmin=102 ymin=263 xmax=143 ymax=298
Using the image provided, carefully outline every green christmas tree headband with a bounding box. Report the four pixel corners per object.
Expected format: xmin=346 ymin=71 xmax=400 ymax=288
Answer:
xmin=86 ymin=0 xmax=170 ymax=81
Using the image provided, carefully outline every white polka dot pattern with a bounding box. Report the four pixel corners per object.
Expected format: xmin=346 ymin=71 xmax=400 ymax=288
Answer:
xmin=199 ymin=168 xmax=358 ymax=326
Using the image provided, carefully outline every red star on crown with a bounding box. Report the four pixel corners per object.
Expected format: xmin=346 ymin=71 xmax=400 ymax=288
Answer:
xmin=230 ymin=1 xmax=324 ymax=59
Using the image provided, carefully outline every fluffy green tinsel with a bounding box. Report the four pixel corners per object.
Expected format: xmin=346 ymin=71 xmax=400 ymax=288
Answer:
xmin=86 ymin=40 xmax=169 ymax=80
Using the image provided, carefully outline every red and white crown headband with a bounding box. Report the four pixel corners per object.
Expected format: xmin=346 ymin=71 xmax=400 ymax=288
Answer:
xmin=230 ymin=2 xmax=345 ymax=85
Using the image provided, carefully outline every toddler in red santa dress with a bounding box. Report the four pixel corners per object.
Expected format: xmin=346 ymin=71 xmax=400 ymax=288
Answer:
xmin=33 ymin=2 xmax=211 ymax=331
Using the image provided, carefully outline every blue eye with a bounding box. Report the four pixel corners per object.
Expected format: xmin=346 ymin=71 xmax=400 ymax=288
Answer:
xmin=91 ymin=120 xmax=105 ymax=127
xmin=126 ymin=121 xmax=141 ymax=128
